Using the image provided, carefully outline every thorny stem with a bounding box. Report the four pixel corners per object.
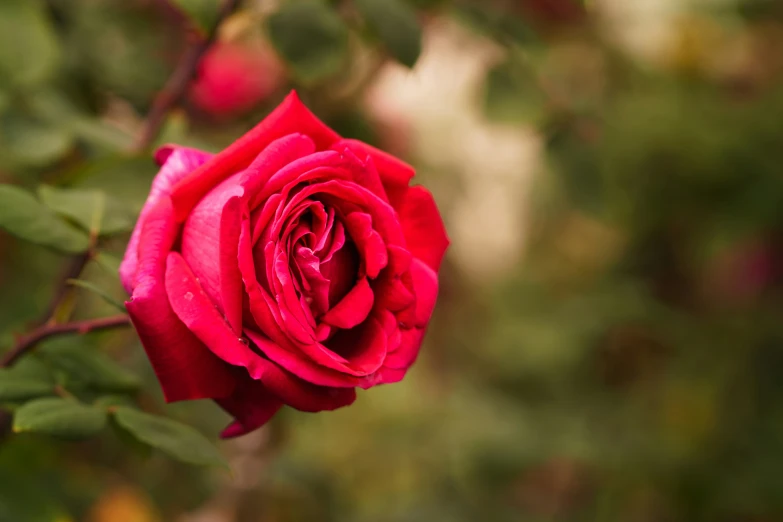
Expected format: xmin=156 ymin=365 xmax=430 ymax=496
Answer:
xmin=0 ymin=315 xmax=132 ymax=369
xmin=131 ymin=0 xmax=243 ymax=152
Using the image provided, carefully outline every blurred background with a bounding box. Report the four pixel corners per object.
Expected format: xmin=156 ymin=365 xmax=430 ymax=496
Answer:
xmin=3 ymin=0 xmax=783 ymax=520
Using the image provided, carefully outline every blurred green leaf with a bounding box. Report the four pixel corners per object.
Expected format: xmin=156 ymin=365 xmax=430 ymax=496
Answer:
xmin=13 ymin=398 xmax=107 ymax=439
xmin=67 ymin=279 xmax=127 ymax=312
xmin=0 ymin=111 xmax=74 ymax=167
xmin=38 ymin=185 xmax=134 ymax=236
xmin=94 ymin=395 xmax=135 ymax=409
xmin=94 ymin=251 xmax=123 ymax=278
xmin=0 ymin=0 xmax=59 ymax=87
xmin=113 ymin=407 xmax=228 ymax=468
xmin=28 ymin=90 xmax=134 ymax=151
xmin=268 ymin=0 xmax=349 ymax=84
xmin=41 ymin=345 xmax=140 ymax=393
xmin=453 ymin=1 xmax=535 ymax=45
xmin=354 ymin=0 xmax=422 ymax=68
xmin=0 ymin=185 xmax=90 ymax=253
xmin=170 ymin=0 xmax=219 ymax=33
xmin=0 ymin=371 xmax=54 ymax=401
xmin=483 ymin=58 xmax=546 ymax=124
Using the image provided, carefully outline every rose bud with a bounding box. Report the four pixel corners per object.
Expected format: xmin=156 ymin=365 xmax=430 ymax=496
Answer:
xmin=120 ymin=92 xmax=449 ymax=438
xmin=188 ymin=41 xmax=284 ymax=119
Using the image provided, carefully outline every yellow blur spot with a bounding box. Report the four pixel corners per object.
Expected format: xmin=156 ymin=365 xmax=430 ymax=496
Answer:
xmin=88 ymin=486 xmax=161 ymax=522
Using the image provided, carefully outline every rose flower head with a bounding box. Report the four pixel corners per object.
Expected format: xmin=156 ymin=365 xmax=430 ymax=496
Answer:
xmin=120 ymin=92 xmax=449 ymax=438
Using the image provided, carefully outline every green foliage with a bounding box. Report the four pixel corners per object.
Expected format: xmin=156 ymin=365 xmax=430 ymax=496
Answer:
xmin=0 ymin=185 xmax=90 ymax=253
xmin=0 ymin=110 xmax=74 ymax=167
xmin=354 ymin=0 xmax=423 ymax=68
xmin=112 ymin=407 xmax=228 ymax=468
xmin=66 ymin=279 xmax=126 ymax=312
xmin=0 ymin=370 xmax=55 ymax=402
xmin=13 ymin=398 xmax=107 ymax=439
xmin=40 ymin=344 xmax=140 ymax=393
xmin=38 ymin=185 xmax=134 ymax=236
xmin=0 ymin=0 xmax=59 ymax=87
xmin=93 ymin=252 xmax=122 ymax=278
xmin=483 ymin=57 xmax=546 ymax=124
xmin=268 ymin=0 xmax=349 ymax=84
xmin=170 ymin=0 xmax=220 ymax=33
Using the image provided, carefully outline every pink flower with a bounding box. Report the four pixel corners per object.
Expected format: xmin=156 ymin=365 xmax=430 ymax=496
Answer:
xmin=120 ymin=92 xmax=449 ymax=437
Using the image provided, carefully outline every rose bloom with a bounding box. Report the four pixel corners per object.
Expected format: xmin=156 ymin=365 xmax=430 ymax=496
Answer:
xmin=120 ymin=92 xmax=449 ymax=437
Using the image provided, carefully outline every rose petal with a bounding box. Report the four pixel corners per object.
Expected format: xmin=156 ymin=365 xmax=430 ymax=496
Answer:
xmin=120 ymin=146 xmax=212 ymax=293
xmin=126 ymin=198 xmax=236 ymax=402
xmin=180 ymin=173 xmax=244 ymax=328
xmin=171 ymin=91 xmax=340 ymax=221
xmin=408 ymin=258 xmax=439 ymax=328
xmin=321 ymin=277 xmax=374 ymax=329
xmin=336 ymin=139 xmax=414 ymax=209
xmin=398 ymin=186 xmax=450 ymax=272
xmin=165 ymin=251 xmax=271 ymax=376
xmin=382 ymin=327 xmax=426 ymax=370
xmin=216 ymin=376 xmax=283 ymax=438
xmin=325 ymin=315 xmax=388 ymax=375
xmin=244 ymin=330 xmax=357 ymax=412
xmin=343 ymin=212 xmax=388 ymax=278
xmin=331 ymin=142 xmax=389 ymax=203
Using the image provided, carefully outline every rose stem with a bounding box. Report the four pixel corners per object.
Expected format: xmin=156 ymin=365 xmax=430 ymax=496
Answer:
xmin=131 ymin=0 xmax=243 ymax=153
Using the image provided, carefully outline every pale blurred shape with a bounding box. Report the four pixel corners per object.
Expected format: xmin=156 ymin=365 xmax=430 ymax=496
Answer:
xmin=596 ymin=0 xmax=735 ymax=62
xmin=366 ymin=19 xmax=541 ymax=280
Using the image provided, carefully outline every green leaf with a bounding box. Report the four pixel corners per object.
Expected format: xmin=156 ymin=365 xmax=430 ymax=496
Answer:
xmin=113 ymin=407 xmax=228 ymax=468
xmin=0 ymin=371 xmax=54 ymax=401
xmin=94 ymin=252 xmax=122 ymax=278
xmin=38 ymin=185 xmax=134 ymax=236
xmin=41 ymin=346 xmax=140 ymax=393
xmin=28 ymin=90 xmax=133 ymax=151
xmin=0 ymin=185 xmax=90 ymax=253
xmin=268 ymin=0 xmax=349 ymax=84
xmin=354 ymin=0 xmax=422 ymax=68
xmin=483 ymin=58 xmax=546 ymax=125
xmin=0 ymin=111 xmax=74 ymax=167
xmin=0 ymin=0 xmax=60 ymax=87
xmin=170 ymin=0 xmax=219 ymax=33
xmin=66 ymin=279 xmax=126 ymax=312
xmin=13 ymin=398 xmax=107 ymax=439
xmin=94 ymin=395 xmax=135 ymax=409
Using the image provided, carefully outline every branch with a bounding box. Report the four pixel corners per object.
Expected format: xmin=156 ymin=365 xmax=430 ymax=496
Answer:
xmin=1 ymin=314 xmax=132 ymax=369
xmin=40 ymin=249 xmax=93 ymax=326
xmin=131 ymin=0 xmax=243 ymax=152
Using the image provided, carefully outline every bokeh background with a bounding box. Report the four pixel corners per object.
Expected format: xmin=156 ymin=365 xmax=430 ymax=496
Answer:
xmin=3 ymin=0 xmax=783 ymax=520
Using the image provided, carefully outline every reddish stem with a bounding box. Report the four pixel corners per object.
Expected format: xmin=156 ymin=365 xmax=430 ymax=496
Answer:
xmin=0 ymin=314 xmax=131 ymax=369
xmin=131 ymin=0 xmax=243 ymax=152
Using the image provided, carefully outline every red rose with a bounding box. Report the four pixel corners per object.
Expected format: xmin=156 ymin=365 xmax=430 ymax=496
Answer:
xmin=120 ymin=92 xmax=449 ymax=438
xmin=189 ymin=42 xmax=284 ymax=118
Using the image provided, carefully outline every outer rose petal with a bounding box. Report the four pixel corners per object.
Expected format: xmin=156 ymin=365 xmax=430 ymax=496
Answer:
xmin=171 ymin=91 xmax=340 ymax=221
xmin=180 ymin=172 xmax=245 ymax=331
xmin=336 ymin=139 xmax=415 ymax=209
xmin=126 ymin=198 xmax=236 ymax=402
xmin=398 ymin=186 xmax=450 ymax=272
xmin=165 ymin=252 xmax=271 ymax=376
xmin=120 ymin=146 xmax=213 ymax=293
xmin=408 ymin=258 xmax=439 ymax=327
xmin=216 ymin=376 xmax=283 ymax=439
